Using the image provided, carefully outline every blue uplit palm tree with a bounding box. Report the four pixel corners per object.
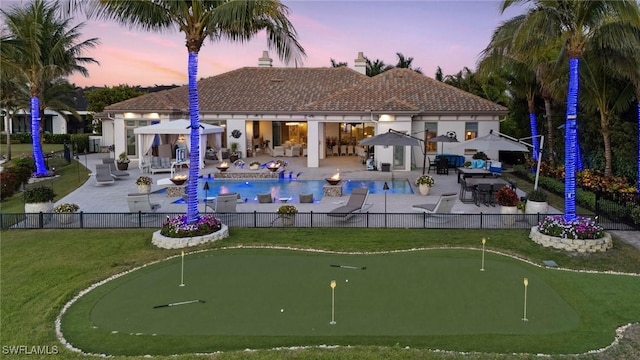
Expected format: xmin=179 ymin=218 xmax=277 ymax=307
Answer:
xmin=1 ymin=0 xmax=98 ymax=176
xmin=501 ymin=0 xmax=640 ymax=221
xmin=71 ymin=0 xmax=305 ymax=224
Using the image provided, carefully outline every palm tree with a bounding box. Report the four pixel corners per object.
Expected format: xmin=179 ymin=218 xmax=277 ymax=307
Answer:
xmin=394 ymin=52 xmax=422 ymax=74
xmin=365 ymin=57 xmax=392 ymax=77
xmin=501 ymin=0 xmax=640 ymax=221
xmin=71 ymin=0 xmax=305 ymax=224
xmin=1 ymin=0 xmax=98 ymax=176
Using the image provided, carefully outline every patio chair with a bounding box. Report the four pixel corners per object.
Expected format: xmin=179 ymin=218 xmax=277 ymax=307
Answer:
xmin=102 ymin=158 xmax=130 ymax=179
xmin=215 ymin=193 xmax=239 ymax=213
xmin=412 ymin=193 xmax=457 ymax=214
xmin=327 ymin=188 xmax=370 ymax=220
xmin=299 ymin=193 xmax=314 ymax=203
xmin=127 ymin=193 xmax=161 ymax=212
xmin=94 ymin=164 xmax=115 ymax=185
xmin=474 ymin=183 xmax=493 ymax=207
xmin=459 ymin=178 xmax=476 ymax=203
xmin=436 ymin=157 xmax=449 ymax=175
xmin=427 ymin=157 xmax=438 ymax=174
xmin=257 ymin=193 xmax=274 ymax=203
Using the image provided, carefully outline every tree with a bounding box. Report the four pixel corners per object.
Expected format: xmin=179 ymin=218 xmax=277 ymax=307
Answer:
xmin=71 ymin=0 xmax=305 ymax=224
xmin=501 ymin=0 xmax=640 ymax=221
xmin=393 ymin=52 xmax=422 ymax=74
xmin=1 ymin=0 xmax=98 ymax=176
xmin=330 ymin=59 xmax=348 ymax=68
xmin=365 ymin=57 xmax=392 ymax=77
xmin=435 ymin=66 xmax=443 ymax=82
xmin=86 ymin=85 xmax=146 ymax=113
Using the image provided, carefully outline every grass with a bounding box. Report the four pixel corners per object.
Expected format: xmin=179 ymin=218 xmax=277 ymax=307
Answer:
xmin=0 ymin=143 xmax=64 ymax=158
xmin=2 ymin=228 xmax=640 ymax=359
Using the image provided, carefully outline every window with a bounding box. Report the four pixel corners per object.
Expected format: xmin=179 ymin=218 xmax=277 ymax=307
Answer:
xmin=465 ymin=122 xmax=478 ymax=140
xmin=424 ymin=122 xmax=437 ymax=152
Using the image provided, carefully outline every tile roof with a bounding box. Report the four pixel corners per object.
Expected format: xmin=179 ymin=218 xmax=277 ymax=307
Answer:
xmin=105 ymin=67 xmax=507 ymax=115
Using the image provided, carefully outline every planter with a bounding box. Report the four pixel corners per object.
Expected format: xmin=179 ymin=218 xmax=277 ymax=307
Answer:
xmin=249 ymin=165 xmax=260 ymax=170
xmin=280 ymin=214 xmax=296 ymax=226
xmin=500 ymin=205 xmax=518 ymax=225
xmin=57 ymin=212 xmax=76 ymax=224
xmin=418 ymin=184 xmax=431 ymax=196
xmin=525 ymin=200 xmax=548 ymax=215
xmin=25 ymin=201 xmax=54 ymax=224
xmin=137 ymin=184 xmax=151 ymax=194
xmin=116 ymin=162 xmax=129 ymax=170
xmin=529 ymin=226 xmax=613 ymax=253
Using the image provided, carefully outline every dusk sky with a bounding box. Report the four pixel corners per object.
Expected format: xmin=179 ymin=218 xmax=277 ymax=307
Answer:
xmin=4 ymin=0 xmax=528 ymax=88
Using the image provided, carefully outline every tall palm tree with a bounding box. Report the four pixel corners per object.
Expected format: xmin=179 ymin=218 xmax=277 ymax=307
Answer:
xmin=394 ymin=52 xmax=422 ymax=74
xmin=1 ymin=0 xmax=98 ymax=176
xmin=365 ymin=57 xmax=392 ymax=77
xmin=501 ymin=0 xmax=640 ymax=221
xmin=72 ymin=0 xmax=305 ymax=224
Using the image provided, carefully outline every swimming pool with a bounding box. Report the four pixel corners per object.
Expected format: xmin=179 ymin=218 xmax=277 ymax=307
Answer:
xmin=170 ymin=178 xmax=413 ymax=203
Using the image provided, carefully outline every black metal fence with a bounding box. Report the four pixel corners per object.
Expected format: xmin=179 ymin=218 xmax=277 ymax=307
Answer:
xmin=1 ymin=211 xmax=636 ymax=231
xmin=594 ymin=191 xmax=640 ymax=230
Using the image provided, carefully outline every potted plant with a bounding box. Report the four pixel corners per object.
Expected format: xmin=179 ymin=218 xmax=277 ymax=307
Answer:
xmin=249 ymin=161 xmax=261 ymax=170
xmin=23 ymin=186 xmax=56 ymax=223
xmin=277 ymin=204 xmax=298 ymax=226
xmin=54 ymin=203 xmax=79 ymax=224
xmin=525 ymin=189 xmax=549 ymax=216
xmin=415 ymin=175 xmax=435 ymax=196
xmin=229 ymin=142 xmax=240 ymax=163
xmin=136 ymin=176 xmax=153 ymax=193
xmin=495 ymin=186 xmax=519 ymax=225
xmin=117 ymin=151 xmax=130 ymax=170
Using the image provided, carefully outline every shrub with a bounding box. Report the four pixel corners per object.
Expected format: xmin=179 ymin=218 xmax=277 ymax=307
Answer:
xmin=23 ymin=186 xmax=56 ymax=203
xmin=136 ymin=176 xmax=152 ymax=185
xmin=472 ymin=151 xmax=488 ymax=160
xmin=527 ymin=189 xmax=548 ymax=202
xmin=537 ymin=215 xmax=604 ymax=240
xmin=54 ymin=203 xmax=79 ymax=213
xmin=277 ymin=205 xmax=298 ymax=215
xmin=415 ymin=175 xmax=435 ymax=186
xmin=495 ymin=187 xmax=518 ymax=206
xmin=0 ymin=171 xmax=18 ymax=200
xmin=160 ymin=214 xmax=222 ymax=238
xmin=13 ymin=157 xmax=35 ymax=186
xmin=117 ymin=152 xmax=130 ymax=164
xmin=631 ymin=205 xmax=640 ymax=225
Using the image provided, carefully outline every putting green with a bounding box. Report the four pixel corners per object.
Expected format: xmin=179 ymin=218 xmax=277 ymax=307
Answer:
xmin=65 ymin=248 xmax=578 ymax=343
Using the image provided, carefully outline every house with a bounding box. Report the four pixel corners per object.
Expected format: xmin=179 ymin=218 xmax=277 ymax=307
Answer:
xmin=100 ymin=52 xmax=508 ymax=171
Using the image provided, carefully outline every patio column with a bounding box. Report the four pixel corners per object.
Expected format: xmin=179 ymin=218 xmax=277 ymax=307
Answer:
xmin=307 ymin=121 xmax=320 ymax=168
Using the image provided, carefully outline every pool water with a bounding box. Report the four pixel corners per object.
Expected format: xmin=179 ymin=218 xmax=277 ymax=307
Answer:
xmin=169 ymin=179 xmax=413 ymax=203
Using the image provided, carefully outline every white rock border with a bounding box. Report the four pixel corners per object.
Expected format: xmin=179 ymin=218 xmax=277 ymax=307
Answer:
xmin=55 ymin=245 xmax=639 ymax=358
xmin=151 ymin=224 xmax=229 ymax=249
xmin=529 ymin=226 xmax=613 ymax=253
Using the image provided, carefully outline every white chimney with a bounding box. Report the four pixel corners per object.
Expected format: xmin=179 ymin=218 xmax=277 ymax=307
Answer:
xmin=354 ymin=52 xmax=366 ymax=75
xmin=258 ymin=51 xmax=273 ymax=67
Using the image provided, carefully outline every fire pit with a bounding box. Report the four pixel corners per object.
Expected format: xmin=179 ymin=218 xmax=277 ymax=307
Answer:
xmin=325 ymin=171 xmax=341 ymax=186
xmin=170 ymin=175 xmax=188 ymax=185
xmin=267 ymin=162 xmax=280 ymax=173
xmin=216 ymin=161 xmax=230 ymax=172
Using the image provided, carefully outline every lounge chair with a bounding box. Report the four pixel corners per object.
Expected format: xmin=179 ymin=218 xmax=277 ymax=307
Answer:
xmin=299 ymin=193 xmax=314 ymax=203
xmin=327 ymin=188 xmax=370 ymax=220
xmin=257 ymin=193 xmax=273 ymax=203
xmin=412 ymin=193 xmax=458 ymax=214
xmin=94 ymin=164 xmax=115 ymax=185
xmin=127 ymin=193 xmax=161 ymax=212
xmin=102 ymin=158 xmax=130 ymax=179
xmin=215 ymin=193 xmax=238 ymax=213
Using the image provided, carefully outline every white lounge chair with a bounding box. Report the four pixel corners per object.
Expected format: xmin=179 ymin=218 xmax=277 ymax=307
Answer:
xmin=94 ymin=164 xmax=115 ymax=185
xmin=127 ymin=193 xmax=160 ymax=212
xmin=327 ymin=188 xmax=370 ymax=220
xmin=412 ymin=193 xmax=458 ymax=214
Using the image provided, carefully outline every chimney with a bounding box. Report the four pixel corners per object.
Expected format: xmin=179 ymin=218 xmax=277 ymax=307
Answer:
xmin=258 ymin=51 xmax=273 ymax=67
xmin=354 ymin=52 xmax=366 ymax=75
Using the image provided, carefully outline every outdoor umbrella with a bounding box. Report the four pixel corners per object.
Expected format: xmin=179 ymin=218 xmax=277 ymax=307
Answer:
xmin=427 ymin=132 xmax=459 ymax=154
xmin=455 ymin=132 xmax=529 ymax=153
xmin=359 ymin=129 xmax=428 ymax=174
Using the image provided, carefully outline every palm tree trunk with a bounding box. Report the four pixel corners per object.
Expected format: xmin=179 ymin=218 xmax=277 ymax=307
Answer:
xmin=527 ymin=97 xmax=540 ymax=160
xmin=600 ymin=110 xmax=613 ymax=177
xmin=564 ymin=57 xmax=580 ymax=222
xmin=30 ymin=96 xmax=47 ymax=175
xmin=637 ymin=101 xmax=639 ymax=193
xmin=186 ymin=51 xmax=201 ymax=224
xmin=3 ymin=112 xmax=11 ymax=161
xmin=543 ymin=97 xmax=554 ymax=166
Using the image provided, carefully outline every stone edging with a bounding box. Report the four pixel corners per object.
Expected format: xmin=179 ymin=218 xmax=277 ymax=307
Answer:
xmin=151 ymin=224 xmax=229 ymax=249
xmin=529 ymin=226 xmax=613 ymax=253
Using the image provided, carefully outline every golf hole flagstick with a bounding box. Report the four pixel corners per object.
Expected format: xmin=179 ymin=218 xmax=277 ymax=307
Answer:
xmin=330 ymin=264 xmax=366 ymax=270
xmin=153 ymin=299 xmax=206 ymax=309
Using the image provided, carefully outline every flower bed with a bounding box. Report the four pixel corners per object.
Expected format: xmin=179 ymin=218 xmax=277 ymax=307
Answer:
xmin=153 ymin=214 xmax=228 ymax=249
xmin=529 ymin=215 xmax=611 ymax=253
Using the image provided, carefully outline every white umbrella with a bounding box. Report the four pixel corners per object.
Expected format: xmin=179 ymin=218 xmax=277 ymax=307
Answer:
xmin=456 ymin=133 xmax=528 ymax=152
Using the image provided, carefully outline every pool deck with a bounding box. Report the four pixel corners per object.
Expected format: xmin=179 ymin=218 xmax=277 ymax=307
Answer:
xmin=59 ymin=152 xmax=549 ymax=216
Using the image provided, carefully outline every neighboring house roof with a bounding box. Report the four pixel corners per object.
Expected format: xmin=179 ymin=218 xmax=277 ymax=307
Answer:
xmin=104 ymin=67 xmax=508 ymax=115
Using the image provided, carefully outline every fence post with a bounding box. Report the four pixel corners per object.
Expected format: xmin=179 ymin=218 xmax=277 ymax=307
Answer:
xmin=594 ymin=191 xmax=601 ymax=218
xmin=310 ymin=211 xmax=313 ymax=228
xmin=79 ymin=211 xmax=84 ymax=228
xmin=39 ymin=212 xmax=44 ymax=229
xmin=137 ymin=211 xmax=143 ymax=227
xmin=253 ymin=211 xmax=257 ymax=228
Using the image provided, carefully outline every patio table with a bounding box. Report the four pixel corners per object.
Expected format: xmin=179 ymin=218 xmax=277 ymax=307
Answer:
xmin=456 ymin=167 xmax=493 ymax=183
xmin=465 ymin=178 xmax=510 ymax=207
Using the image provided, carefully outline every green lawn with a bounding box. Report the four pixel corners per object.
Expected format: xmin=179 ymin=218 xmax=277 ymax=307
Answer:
xmin=2 ymin=228 xmax=640 ymax=359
